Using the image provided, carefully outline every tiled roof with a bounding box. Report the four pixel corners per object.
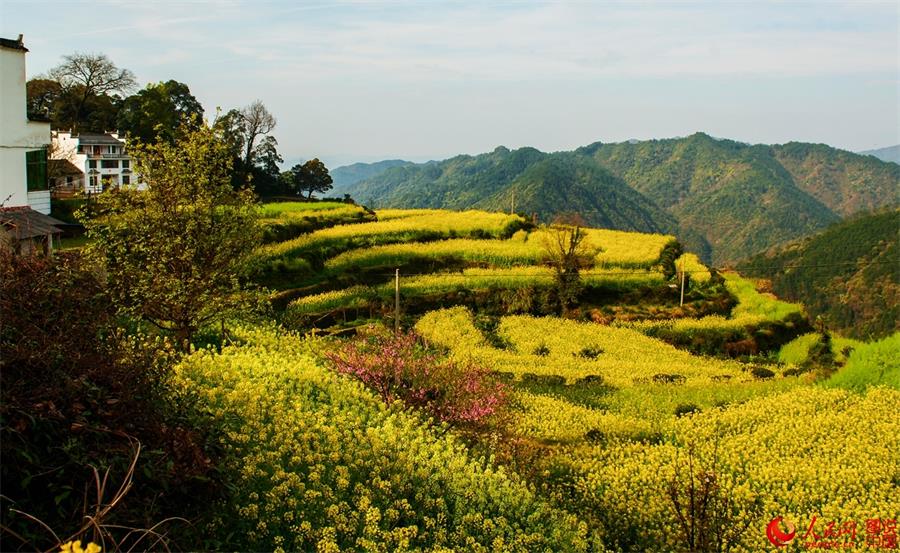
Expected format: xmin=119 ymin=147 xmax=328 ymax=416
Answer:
xmin=49 ymin=159 xmax=83 ymax=176
xmin=77 ymin=133 xmax=124 ymax=145
xmin=0 ymin=207 xmax=65 ymax=239
xmin=0 ymin=36 xmax=28 ymax=52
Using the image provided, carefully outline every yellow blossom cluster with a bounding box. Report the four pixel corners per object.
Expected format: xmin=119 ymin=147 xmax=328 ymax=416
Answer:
xmin=570 ymin=386 xmax=900 ymax=552
xmin=59 ymin=541 xmax=101 ymax=553
xmin=288 ymin=268 xmax=664 ymax=318
xmin=173 ymin=326 xmax=593 ymax=552
xmin=415 ymin=307 xmax=748 ymax=385
xmin=674 ymin=252 xmax=712 ymax=284
xmin=257 ymin=210 xmax=525 ymax=263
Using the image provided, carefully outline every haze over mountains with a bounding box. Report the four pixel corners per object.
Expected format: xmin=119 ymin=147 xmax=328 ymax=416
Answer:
xmin=333 ymin=133 xmax=899 ymax=265
xmin=858 ymin=145 xmax=900 ymax=165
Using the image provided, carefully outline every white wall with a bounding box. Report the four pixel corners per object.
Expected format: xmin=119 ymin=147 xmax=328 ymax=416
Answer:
xmin=0 ymin=42 xmax=50 ymax=209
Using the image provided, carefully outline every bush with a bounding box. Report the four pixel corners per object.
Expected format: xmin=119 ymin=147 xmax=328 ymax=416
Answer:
xmin=750 ymin=366 xmax=776 ymax=379
xmin=674 ymin=403 xmax=701 ymax=417
xmin=576 ymin=374 xmax=605 ymax=386
xmin=0 ymin=250 xmax=216 ymax=551
xmin=521 ymin=373 xmax=567 ymax=386
xmin=652 ymin=373 xmax=687 ymax=385
xmin=576 ymin=346 xmax=604 ymax=359
xmin=533 ymin=343 xmax=551 ymax=356
xmin=325 ymin=329 xmax=507 ymax=429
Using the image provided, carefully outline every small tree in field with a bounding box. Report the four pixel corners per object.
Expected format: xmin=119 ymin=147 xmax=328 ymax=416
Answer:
xmin=81 ymin=123 xmax=262 ymax=348
xmin=542 ymin=214 xmax=594 ymax=314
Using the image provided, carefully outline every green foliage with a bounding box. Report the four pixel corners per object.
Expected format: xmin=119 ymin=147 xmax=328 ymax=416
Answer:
xmin=116 ymin=80 xmax=204 ymax=145
xmin=823 ymin=333 xmax=900 ymax=392
xmin=0 ymin=250 xmax=214 ymax=552
xmin=739 ymin=209 xmax=900 ymax=339
xmin=286 ymin=158 xmax=334 ymax=199
xmin=80 ymin=124 xmax=263 ymax=346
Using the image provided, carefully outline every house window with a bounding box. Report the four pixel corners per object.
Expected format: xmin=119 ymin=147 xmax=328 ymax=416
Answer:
xmin=88 ymin=160 xmax=97 ymax=169
xmin=122 ymin=160 xmax=130 ymax=169
xmin=66 ymin=176 xmax=73 ymax=185
xmin=101 ymin=159 xmax=118 ymax=169
xmin=90 ymin=176 xmax=99 ymax=187
xmin=77 ymin=145 xmax=84 ymax=153
xmin=26 ymin=149 xmax=48 ymax=191
xmin=122 ymin=175 xmax=130 ymax=185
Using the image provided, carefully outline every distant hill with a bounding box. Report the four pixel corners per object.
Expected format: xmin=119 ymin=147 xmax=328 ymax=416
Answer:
xmin=858 ymin=145 xmax=900 ymax=165
xmin=738 ymin=209 xmax=900 ymax=340
xmin=331 ymin=160 xmax=413 ymax=192
xmin=349 ymin=146 xmax=678 ymax=235
xmin=341 ymin=133 xmax=900 ymax=264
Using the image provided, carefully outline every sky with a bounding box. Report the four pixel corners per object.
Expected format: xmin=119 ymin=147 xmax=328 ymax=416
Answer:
xmin=2 ymin=0 xmax=898 ymax=169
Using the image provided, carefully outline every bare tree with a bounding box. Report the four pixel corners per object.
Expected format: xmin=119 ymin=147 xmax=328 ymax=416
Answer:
xmin=542 ymin=214 xmax=594 ymax=315
xmin=239 ymin=100 xmax=276 ymax=168
xmin=47 ymin=52 xmax=137 ymax=132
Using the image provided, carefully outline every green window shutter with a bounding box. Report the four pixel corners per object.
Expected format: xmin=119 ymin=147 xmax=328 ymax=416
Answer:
xmin=26 ymin=148 xmax=48 ymax=192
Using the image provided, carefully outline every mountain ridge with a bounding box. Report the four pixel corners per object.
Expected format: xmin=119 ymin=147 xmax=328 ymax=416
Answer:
xmin=338 ymin=133 xmax=899 ymax=264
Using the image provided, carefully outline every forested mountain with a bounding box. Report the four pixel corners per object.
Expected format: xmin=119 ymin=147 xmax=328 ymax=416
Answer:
xmin=738 ymin=209 xmax=900 ymax=340
xmin=349 ymin=147 xmax=677 ymax=234
xmin=331 ymin=160 xmax=413 ymax=191
xmin=343 ymin=134 xmax=899 ymax=264
xmin=859 ymin=145 xmax=900 ymax=165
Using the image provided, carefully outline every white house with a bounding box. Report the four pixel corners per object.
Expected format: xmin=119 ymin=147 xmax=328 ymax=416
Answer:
xmin=51 ymin=131 xmax=139 ymax=194
xmin=0 ymin=34 xmax=63 ymax=254
xmin=0 ymin=34 xmax=52 ymax=214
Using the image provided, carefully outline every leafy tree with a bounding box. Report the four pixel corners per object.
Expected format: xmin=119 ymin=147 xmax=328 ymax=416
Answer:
xmin=25 ymin=78 xmax=61 ymax=120
xmin=46 ymin=52 xmax=136 ymax=132
xmin=80 ymin=123 xmax=263 ymax=347
xmin=250 ymin=135 xmax=284 ymax=195
xmin=117 ymin=80 xmax=204 ymax=145
xmin=292 ymin=158 xmax=334 ymax=199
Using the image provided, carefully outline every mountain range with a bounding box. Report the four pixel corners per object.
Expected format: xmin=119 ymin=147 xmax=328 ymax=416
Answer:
xmin=333 ymin=133 xmax=899 ymax=265
xmin=738 ymin=209 xmax=899 ymax=340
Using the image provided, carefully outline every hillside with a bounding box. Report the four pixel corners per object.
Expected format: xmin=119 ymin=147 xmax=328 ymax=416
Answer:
xmin=859 ymin=144 xmax=900 ymax=165
xmin=341 ymin=134 xmax=899 ymax=265
xmin=349 ymin=147 xmax=678 ymax=234
xmin=738 ymin=209 xmax=900 ymax=340
xmin=330 ymin=159 xmax=412 ymax=191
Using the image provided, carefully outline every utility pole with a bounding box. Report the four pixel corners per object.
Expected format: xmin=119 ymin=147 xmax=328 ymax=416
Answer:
xmin=679 ymin=260 xmax=686 ymax=307
xmin=394 ymin=268 xmax=400 ymax=333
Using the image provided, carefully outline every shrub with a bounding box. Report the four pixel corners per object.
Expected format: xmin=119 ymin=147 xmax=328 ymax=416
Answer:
xmin=674 ymin=403 xmax=701 ymax=417
xmin=652 ymin=373 xmax=687 ymax=385
xmin=750 ymin=366 xmax=775 ymax=379
xmin=521 ymin=373 xmax=567 ymax=386
xmin=577 ymin=374 xmax=605 ymax=386
xmin=325 ymin=329 xmax=507 ymax=429
xmin=533 ymin=343 xmax=551 ymax=356
xmin=576 ymin=346 xmax=604 ymax=359
xmin=0 ymin=250 xmax=215 ymax=551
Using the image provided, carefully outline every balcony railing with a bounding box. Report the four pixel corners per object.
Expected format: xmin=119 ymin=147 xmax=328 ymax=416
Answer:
xmin=84 ymin=152 xmax=126 ymax=158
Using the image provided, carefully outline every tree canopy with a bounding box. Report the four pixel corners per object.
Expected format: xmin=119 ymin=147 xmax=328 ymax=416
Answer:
xmin=289 ymin=158 xmax=334 ymax=199
xmin=116 ymin=80 xmax=204 ymax=145
xmin=80 ymin=123 xmax=263 ymax=347
xmin=45 ymin=52 xmax=136 ymax=132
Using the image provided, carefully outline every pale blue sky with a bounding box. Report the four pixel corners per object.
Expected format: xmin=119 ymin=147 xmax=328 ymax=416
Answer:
xmin=2 ymin=0 xmax=898 ymax=168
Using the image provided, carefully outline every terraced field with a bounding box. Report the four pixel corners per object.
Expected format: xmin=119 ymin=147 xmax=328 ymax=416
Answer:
xmin=242 ymin=203 xmax=899 ymax=552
